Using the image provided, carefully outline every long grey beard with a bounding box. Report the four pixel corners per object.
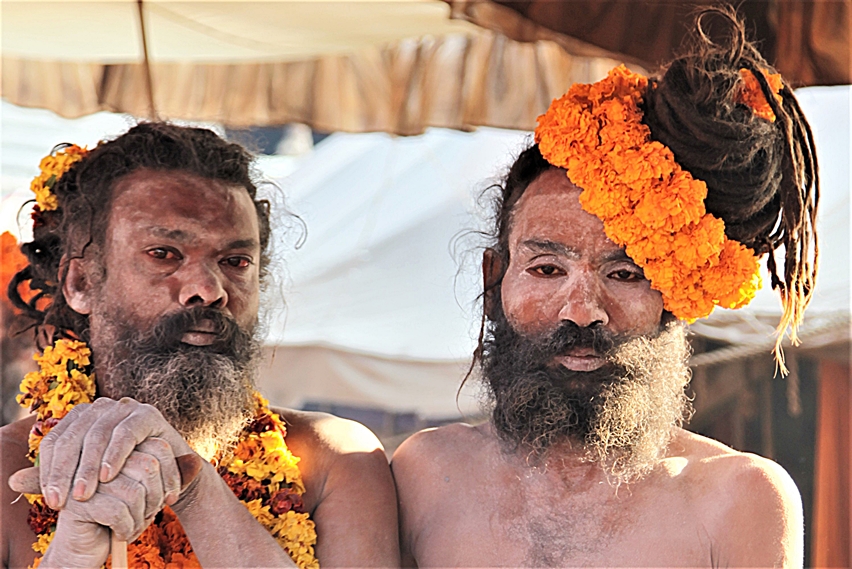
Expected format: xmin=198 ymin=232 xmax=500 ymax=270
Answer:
xmin=583 ymin=324 xmax=693 ymax=484
xmin=106 ymin=348 xmax=257 ymax=460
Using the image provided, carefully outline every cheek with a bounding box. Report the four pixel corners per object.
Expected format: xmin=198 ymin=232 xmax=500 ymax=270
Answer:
xmin=499 ymin=269 xmax=556 ymax=333
xmin=228 ymin=274 xmax=260 ymax=327
xmin=606 ymin=285 xmax=665 ymax=335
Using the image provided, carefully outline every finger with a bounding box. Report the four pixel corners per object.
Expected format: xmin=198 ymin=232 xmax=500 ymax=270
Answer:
xmin=100 ymin=401 xmax=172 ymax=483
xmin=136 ymin=438 xmax=181 ymax=506
xmin=62 ymin=489 xmax=136 ymax=542
xmin=47 ymin=398 xmax=131 ymax=509
xmin=68 ymin=399 xmax=138 ymax=501
xmin=8 ymin=466 xmax=40 ymax=494
xmin=90 ymin=472 xmax=148 ymax=540
xmin=176 ymin=454 xmax=204 ymax=489
xmin=37 ymin=402 xmax=91 ymax=497
xmin=40 ymin=401 xmax=106 ymax=509
xmin=117 ymin=450 xmax=165 ymax=519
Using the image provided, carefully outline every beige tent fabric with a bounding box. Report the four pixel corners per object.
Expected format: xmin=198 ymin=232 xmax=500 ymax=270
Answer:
xmin=3 ymin=30 xmax=625 ymax=133
xmin=256 ymin=344 xmax=478 ymax=418
xmin=1 ymin=0 xmax=478 ymax=63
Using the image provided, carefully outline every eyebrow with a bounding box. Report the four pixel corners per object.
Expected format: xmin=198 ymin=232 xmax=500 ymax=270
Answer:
xmin=147 ymin=226 xmax=192 ymax=242
xmin=521 ymin=239 xmax=635 ymax=264
xmin=226 ymin=238 xmax=260 ymax=250
xmin=145 ymin=228 xmax=258 ymax=251
xmin=522 ymin=239 xmax=578 ymax=258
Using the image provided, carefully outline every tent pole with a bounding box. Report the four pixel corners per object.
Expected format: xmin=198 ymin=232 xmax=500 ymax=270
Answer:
xmin=136 ymin=0 xmax=157 ymax=119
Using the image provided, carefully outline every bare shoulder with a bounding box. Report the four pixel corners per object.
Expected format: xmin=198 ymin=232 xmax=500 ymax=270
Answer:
xmin=270 ymin=407 xmax=391 ymax=507
xmin=271 ymin=408 xmax=400 ymax=567
xmin=393 ymin=422 xmax=486 ymax=475
xmin=391 ymin=421 xmax=490 ymax=500
xmin=666 ymin=428 xmax=803 ymax=566
xmin=1 ymin=416 xmax=37 ymax=569
xmin=671 ymin=428 xmax=800 ymax=500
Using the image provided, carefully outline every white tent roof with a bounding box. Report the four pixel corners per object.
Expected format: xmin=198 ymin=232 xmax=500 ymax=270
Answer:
xmin=264 ymin=127 xmax=529 ymax=361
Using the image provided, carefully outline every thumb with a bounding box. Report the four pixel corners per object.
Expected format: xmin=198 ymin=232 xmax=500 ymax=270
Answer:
xmin=8 ymin=466 xmax=40 ymax=495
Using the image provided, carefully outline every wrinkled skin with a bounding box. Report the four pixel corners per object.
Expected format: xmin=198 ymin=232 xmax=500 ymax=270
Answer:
xmin=2 ymin=170 xmax=399 ymax=568
xmin=392 ymin=168 xmax=804 ymax=568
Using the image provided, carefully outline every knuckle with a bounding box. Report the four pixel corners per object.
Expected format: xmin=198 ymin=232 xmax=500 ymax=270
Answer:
xmin=138 ymin=402 xmax=163 ymax=420
xmin=91 ymin=397 xmax=114 ymax=409
xmin=83 ymin=427 xmax=111 ymax=449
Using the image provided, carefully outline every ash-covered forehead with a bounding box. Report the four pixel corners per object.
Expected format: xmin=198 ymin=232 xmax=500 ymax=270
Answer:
xmin=105 ymin=168 xmax=261 ymax=252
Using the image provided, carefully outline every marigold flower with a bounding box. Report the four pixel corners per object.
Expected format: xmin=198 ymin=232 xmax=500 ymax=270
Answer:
xmin=737 ymin=68 xmax=784 ymax=122
xmin=29 ymin=145 xmax=87 ymax=212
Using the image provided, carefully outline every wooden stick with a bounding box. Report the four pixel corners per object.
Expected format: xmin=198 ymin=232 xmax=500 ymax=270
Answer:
xmin=110 ymin=533 xmax=129 ymax=568
xmin=109 ymin=453 xmax=203 ymax=567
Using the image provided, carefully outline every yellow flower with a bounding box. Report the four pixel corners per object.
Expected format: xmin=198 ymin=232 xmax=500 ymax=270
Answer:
xmin=32 ymin=531 xmax=53 ymax=554
xmin=29 ymin=145 xmax=87 ymax=211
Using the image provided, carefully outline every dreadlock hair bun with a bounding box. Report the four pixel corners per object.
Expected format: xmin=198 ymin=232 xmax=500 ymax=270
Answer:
xmin=642 ymin=6 xmax=819 ymax=356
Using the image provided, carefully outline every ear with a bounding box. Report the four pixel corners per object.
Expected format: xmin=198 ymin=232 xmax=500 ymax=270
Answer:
xmin=482 ymin=248 xmax=504 ymax=321
xmin=62 ymin=257 xmax=94 ymax=315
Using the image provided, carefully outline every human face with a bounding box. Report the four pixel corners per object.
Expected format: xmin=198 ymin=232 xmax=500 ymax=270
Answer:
xmin=89 ymin=169 xmax=261 ymax=348
xmin=499 ymin=168 xmax=664 ymax=372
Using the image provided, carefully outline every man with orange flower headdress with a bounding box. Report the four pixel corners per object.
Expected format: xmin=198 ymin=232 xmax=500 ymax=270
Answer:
xmin=1 ymin=124 xmax=399 ymax=568
xmin=393 ymin=8 xmax=818 ymax=568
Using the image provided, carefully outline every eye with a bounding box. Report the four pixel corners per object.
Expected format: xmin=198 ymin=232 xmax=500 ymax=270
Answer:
xmin=222 ymin=256 xmax=252 ymax=269
xmin=146 ymin=247 xmax=179 ymax=261
xmin=530 ymin=264 xmax=564 ymax=277
xmin=609 ymin=268 xmax=644 ymax=282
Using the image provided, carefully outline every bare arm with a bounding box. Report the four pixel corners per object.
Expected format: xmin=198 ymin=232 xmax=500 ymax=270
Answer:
xmin=1 ymin=418 xmax=37 ymax=569
xmin=713 ymin=455 xmax=804 ymax=568
xmin=284 ymin=411 xmax=400 ymax=567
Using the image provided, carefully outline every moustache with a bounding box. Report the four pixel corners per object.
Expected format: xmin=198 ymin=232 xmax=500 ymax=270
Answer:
xmin=541 ymin=320 xmax=616 ymax=360
xmin=132 ymin=306 xmax=252 ymax=356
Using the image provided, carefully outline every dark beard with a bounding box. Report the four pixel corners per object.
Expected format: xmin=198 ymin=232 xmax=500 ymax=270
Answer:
xmin=93 ymin=306 xmax=260 ymax=460
xmin=481 ymin=308 xmax=692 ymax=483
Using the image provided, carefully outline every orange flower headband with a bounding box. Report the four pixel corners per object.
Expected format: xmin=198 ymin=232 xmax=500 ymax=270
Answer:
xmin=535 ymin=65 xmax=782 ymax=322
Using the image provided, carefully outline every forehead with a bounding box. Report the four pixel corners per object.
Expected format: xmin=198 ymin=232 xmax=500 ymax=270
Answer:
xmin=509 ymin=168 xmax=619 ymax=255
xmin=108 ymin=169 xmax=259 ymax=240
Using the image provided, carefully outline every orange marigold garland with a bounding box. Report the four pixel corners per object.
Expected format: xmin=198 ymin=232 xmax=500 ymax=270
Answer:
xmin=535 ymin=65 xmax=762 ymax=321
xmin=18 ymin=340 xmax=319 ymax=569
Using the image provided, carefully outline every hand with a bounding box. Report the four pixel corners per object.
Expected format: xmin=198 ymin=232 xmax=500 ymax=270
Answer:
xmin=10 ymin=442 xmax=181 ymax=569
xmin=35 ymin=397 xmax=194 ymax=511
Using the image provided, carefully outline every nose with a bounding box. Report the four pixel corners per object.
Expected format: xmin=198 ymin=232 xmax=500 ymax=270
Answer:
xmin=178 ymin=262 xmax=227 ymax=309
xmin=557 ymin=271 xmax=608 ymax=329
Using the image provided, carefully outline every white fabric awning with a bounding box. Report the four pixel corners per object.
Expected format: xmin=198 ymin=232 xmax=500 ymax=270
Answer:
xmin=2 ymin=0 xmax=476 ymax=63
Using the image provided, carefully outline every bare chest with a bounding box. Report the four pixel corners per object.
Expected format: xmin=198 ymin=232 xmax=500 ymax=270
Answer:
xmin=411 ymin=467 xmax=712 ymax=568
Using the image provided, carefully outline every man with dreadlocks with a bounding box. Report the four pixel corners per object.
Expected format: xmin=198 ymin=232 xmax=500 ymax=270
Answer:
xmin=393 ymin=8 xmax=818 ymax=568
xmin=0 ymin=124 xmax=399 ymax=568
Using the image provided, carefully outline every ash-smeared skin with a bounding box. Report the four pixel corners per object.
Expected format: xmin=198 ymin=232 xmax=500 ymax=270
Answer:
xmin=392 ymin=168 xmax=804 ymax=568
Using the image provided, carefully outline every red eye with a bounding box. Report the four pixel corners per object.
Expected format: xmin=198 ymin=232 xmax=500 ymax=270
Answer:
xmin=223 ymin=256 xmax=251 ymax=269
xmin=147 ymin=248 xmax=178 ymax=260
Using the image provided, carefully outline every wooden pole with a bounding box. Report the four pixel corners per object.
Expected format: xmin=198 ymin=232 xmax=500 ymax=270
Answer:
xmin=136 ymin=0 xmax=157 ymax=119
